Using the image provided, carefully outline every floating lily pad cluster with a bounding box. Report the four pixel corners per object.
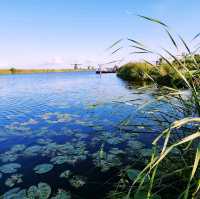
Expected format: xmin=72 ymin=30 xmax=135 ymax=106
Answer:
xmin=5 ymin=174 xmax=23 ymax=187
xmin=0 ymin=109 xmax=152 ymax=198
xmin=0 ymin=183 xmax=71 ymax=199
xmin=0 ymin=163 xmax=21 ymax=174
xmin=0 ymin=144 xmax=26 ymax=163
xmin=59 ymin=170 xmax=71 ymax=179
xmin=93 ymin=148 xmax=124 ymax=172
xmin=41 ymin=112 xmax=72 ymax=124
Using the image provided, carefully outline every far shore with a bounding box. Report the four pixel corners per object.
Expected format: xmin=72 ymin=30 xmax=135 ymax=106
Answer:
xmin=0 ymin=68 xmax=95 ymax=75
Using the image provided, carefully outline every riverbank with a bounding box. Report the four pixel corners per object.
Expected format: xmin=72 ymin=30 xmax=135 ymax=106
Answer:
xmin=117 ymin=62 xmax=200 ymax=88
xmin=0 ymin=68 xmax=94 ymax=75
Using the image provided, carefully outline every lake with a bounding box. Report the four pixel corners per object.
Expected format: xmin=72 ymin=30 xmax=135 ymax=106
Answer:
xmin=0 ymin=72 xmax=169 ymax=199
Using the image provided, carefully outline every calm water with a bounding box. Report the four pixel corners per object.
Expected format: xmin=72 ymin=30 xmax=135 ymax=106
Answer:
xmin=0 ymin=72 xmax=167 ymax=199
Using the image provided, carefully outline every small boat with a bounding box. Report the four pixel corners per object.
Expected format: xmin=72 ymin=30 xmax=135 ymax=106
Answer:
xmin=96 ymin=66 xmax=118 ymax=74
xmin=96 ymin=70 xmax=116 ymax=74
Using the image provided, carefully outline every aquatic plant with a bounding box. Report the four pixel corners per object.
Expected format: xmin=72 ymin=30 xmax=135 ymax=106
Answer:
xmin=41 ymin=112 xmax=72 ymax=124
xmin=50 ymin=156 xmax=69 ymax=165
xmin=27 ymin=182 xmax=51 ymax=199
xmin=0 ymin=187 xmax=22 ymax=198
xmin=0 ymin=185 xmax=71 ymax=199
xmin=51 ymin=189 xmax=71 ymax=199
xmin=0 ymin=163 xmax=21 ymax=174
xmin=5 ymin=174 xmax=23 ymax=188
xmin=69 ymin=175 xmax=86 ymax=188
xmin=34 ymin=164 xmax=54 ymax=174
xmin=59 ymin=170 xmax=72 ymax=179
xmin=10 ymin=144 xmax=26 ymax=152
xmin=93 ymin=148 xmax=123 ymax=172
xmin=109 ymin=16 xmax=200 ymax=199
xmin=0 ymin=151 xmax=18 ymax=163
xmin=24 ymin=145 xmax=43 ymax=157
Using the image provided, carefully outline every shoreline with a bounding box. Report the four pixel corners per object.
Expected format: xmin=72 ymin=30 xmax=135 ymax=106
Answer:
xmin=0 ymin=69 xmax=95 ymax=75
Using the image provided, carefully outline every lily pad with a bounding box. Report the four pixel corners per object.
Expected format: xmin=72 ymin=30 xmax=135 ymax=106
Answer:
xmin=127 ymin=140 xmax=144 ymax=150
xmin=5 ymin=174 xmax=23 ymax=187
xmin=140 ymin=148 xmax=153 ymax=157
xmin=0 ymin=152 xmax=18 ymax=163
xmin=69 ymin=176 xmax=86 ymax=188
xmin=127 ymin=169 xmax=140 ymax=181
xmin=0 ymin=163 xmax=21 ymax=174
xmin=11 ymin=144 xmax=26 ymax=152
xmin=50 ymin=156 xmax=69 ymax=165
xmin=51 ymin=189 xmax=71 ymax=199
xmin=59 ymin=170 xmax=71 ymax=179
xmin=27 ymin=182 xmax=51 ymax=199
xmin=0 ymin=187 xmax=21 ymax=199
xmin=24 ymin=145 xmax=43 ymax=156
xmin=34 ymin=164 xmax=53 ymax=174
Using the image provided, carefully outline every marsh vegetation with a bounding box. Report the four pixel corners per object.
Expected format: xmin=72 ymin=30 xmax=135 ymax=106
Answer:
xmin=108 ymin=16 xmax=200 ymax=199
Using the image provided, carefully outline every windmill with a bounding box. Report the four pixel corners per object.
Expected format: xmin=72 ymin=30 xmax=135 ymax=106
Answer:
xmin=70 ymin=63 xmax=82 ymax=70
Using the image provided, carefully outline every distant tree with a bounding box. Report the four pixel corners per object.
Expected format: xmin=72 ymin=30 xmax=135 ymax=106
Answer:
xmin=10 ymin=67 xmax=16 ymax=74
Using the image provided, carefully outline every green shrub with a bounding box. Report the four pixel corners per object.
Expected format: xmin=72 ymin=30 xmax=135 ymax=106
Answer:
xmin=117 ymin=62 xmax=156 ymax=81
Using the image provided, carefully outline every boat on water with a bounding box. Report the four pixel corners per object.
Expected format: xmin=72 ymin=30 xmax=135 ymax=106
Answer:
xmin=96 ymin=65 xmax=118 ymax=74
xmin=96 ymin=70 xmax=116 ymax=74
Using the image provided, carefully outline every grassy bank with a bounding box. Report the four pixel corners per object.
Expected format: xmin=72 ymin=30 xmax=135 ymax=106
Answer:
xmin=117 ymin=61 xmax=200 ymax=88
xmin=0 ymin=68 xmax=93 ymax=75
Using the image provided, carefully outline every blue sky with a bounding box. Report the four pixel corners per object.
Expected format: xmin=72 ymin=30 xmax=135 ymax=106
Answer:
xmin=0 ymin=0 xmax=199 ymax=68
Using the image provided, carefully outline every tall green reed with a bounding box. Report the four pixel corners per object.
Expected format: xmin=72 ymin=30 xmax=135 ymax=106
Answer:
xmin=109 ymin=16 xmax=200 ymax=199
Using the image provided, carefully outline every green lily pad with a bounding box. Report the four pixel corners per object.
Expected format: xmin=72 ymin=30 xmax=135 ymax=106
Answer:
xmin=11 ymin=144 xmax=26 ymax=152
xmin=34 ymin=164 xmax=53 ymax=174
xmin=5 ymin=174 xmax=23 ymax=187
xmin=0 ymin=163 xmax=21 ymax=174
xmin=27 ymin=185 xmax=38 ymax=199
xmin=0 ymin=152 xmax=18 ymax=163
xmin=24 ymin=145 xmax=42 ymax=156
xmin=50 ymin=156 xmax=69 ymax=165
xmin=127 ymin=140 xmax=144 ymax=150
xmin=59 ymin=170 xmax=71 ymax=179
xmin=140 ymin=148 xmax=153 ymax=157
xmin=127 ymin=169 xmax=140 ymax=181
xmin=51 ymin=189 xmax=71 ymax=199
xmin=38 ymin=182 xmax=52 ymax=199
xmin=69 ymin=176 xmax=86 ymax=188
xmin=0 ymin=187 xmax=21 ymax=199
xmin=27 ymin=182 xmax=51 ymax=199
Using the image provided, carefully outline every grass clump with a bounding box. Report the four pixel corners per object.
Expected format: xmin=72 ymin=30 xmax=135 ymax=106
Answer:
xmin=117 ymin=60 xmax=200 ymax=88
xmin=117 ymin=62 xmax=157 ymax=82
